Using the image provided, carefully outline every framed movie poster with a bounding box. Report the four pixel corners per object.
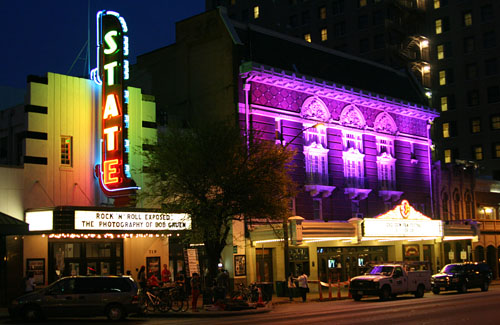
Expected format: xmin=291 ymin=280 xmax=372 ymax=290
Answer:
xmin=234 ymin=255 xmax=246 ymax=276
xmin=26 ymin=258 xmax=45 ymax=285
xmin=146 ymin=256 xmax=161 ymax=278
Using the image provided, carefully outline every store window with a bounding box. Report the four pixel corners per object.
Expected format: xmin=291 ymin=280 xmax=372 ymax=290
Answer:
xmin=473 ymin=145 xmax=483 ymax=161
xmin=61 ymin=136 xmax=72 ymax=166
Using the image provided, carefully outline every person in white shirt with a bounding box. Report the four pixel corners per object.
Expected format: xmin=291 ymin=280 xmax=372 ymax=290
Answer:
xmin=25 ymin=272 xmax=36 ymax=293
xmin=297 ymin=272 xmax=308 ymax=302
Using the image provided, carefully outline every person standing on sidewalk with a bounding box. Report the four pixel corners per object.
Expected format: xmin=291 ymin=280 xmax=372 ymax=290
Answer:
xmin=287 ymin=273 xmax=296 ymax=301
xmin=297 ymin=272 xmax=308 ymax=302
xmin=191 ymin=272 xmax=201 ymax=312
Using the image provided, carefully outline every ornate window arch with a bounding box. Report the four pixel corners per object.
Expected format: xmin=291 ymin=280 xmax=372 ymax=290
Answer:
xmin=465 ymin=191 xmax=473 ymax=219
xmin=442 ymin=191 xmax=449 ymax=220
xmin=300 ymin=96 xmax=331 ymax=122
xmin=339 ymin=104 xmax=366 ymax=129
xmin=453 ymin=189 xmax=461 ymax=220
xmin=374 ymin=112 xmax=398 ymax=135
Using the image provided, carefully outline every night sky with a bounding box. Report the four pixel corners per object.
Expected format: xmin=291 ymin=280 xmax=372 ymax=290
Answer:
xmin=0 ymin=0 xmax=205 ymax=90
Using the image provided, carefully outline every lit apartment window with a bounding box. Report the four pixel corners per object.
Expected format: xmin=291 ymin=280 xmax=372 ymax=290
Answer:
xmin=319 ymin=6 xmax=327 ymax=20
xmin=253 ymin=6 xmax=260 ymax=19
xmin=439 ymin=70 xmax=446 ymax=85
xmin=359 ymin=0 xmax=367 ymax=7
xmin=492 ymin=115 xmax=500 ymax=130
xmin=464 ymin=12 xmax=472 ymax=26
xmin=440 ymin=96 xmax=448 ymax=111
xmin=434 ymin=0 xmax=440 ymax=9
xmin=443 ymin=122 xmax=450 ymax=138
xmin=471 ymin=119 xmax=481 ymax=133
xmin=435 ymin=19 xmax=442 ymax=34
xmin=304 ymin=33 xmax=312 ymax=43
xmin=437 ymin=44 xmax=444 ymax=60
xmin=473 ymin=146 xmax=483 ymax=160
xmin=321 ymin=28 xmax=328 ymax=41
xmin=444 ymin=149 xmax=452 ymax=163
xmin=494 ymin=143 xmax=500 ymax=158
xmin=61 ymin=136 xmax=72 ymax=166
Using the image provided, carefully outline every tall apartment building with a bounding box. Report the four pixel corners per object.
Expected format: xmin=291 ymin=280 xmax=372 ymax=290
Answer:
xmin=206 ymin=0 xmax=500 ymax=180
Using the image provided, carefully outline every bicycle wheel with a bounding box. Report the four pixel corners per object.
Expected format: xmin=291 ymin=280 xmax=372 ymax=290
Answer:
xmin=181 ymin=297 xmax=189 ymax=312
xmin=170 ymin=297 xmax=183 ymax=312
xmin=146 ymin=298 xmax=156 ymax=313
xmin=159 ymin=291 xmax=172 ymax=312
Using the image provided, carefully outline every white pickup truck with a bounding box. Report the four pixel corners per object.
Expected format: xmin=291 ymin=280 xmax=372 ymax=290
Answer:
xmin=349 ymin=263 xmax=431 ymax=301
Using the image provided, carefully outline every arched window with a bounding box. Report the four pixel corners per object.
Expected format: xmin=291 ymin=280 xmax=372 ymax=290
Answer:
xmin=442 ymin=192 xmax=449 ymax=220
xmin=465 ymin=191 xmax=473 ymax=219
xmin=453 ymin=190 xmax=461 ymax=220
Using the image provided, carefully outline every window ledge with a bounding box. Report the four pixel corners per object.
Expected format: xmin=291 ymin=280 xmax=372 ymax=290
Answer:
xmin=305 ymin=185 xmax=336 ymax=198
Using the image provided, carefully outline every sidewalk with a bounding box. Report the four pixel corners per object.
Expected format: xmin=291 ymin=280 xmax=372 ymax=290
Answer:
xmin=2 ymin=279 xmax=499 ymax=319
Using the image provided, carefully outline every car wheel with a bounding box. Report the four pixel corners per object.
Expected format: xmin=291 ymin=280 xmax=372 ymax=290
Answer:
xmin=352 ymin=293 xmax=362 ymax=301
xmin=458 ymin=283 xmax=467 ymax=293
xmin=106 ymin=304 xmax=125 ymax=321
xmin=481 ymin=281 xmax=489 ymax=292
xmin=22 ymin=305 xmax=43 ymax=322
xmin=414 ymin=284 xmax=425 ymax=298
xmin=432 ymin=287 xmax=440 ymax=295
xmin=379 ymin=286 xmax=391 ymax=301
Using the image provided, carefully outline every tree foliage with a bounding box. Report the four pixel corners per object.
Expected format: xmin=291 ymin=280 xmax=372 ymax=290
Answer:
xmin=141 ymin=120 xmax=297 ymax=279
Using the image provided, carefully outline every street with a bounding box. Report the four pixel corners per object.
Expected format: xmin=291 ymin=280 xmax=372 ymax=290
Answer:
xmin=2 ymin=286 xmax=499 ymax=324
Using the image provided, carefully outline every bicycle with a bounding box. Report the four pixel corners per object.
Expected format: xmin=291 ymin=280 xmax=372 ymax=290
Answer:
xmin=139 ymin=287 xmax=168 ymax=313
xmin=231 ymin=283 xmax=253 ymax=302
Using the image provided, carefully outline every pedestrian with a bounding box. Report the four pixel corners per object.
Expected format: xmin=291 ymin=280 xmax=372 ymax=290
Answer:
xmin=137 ymin=265 xmax=147 ymax=289
xmin=148 ymin=272 xmax=160 ymax=287
xmin=287 ymin=272 xmax=296 ymax=301
xmin=190 ymin=272 xmax=201 ymax=312
xmin=297 ymin=272 xmax=309 ymax=302
xmin=25 ymin=272 xmax=36 ymax=293
xmin=161 ymin=264 xmax=171 ymax=285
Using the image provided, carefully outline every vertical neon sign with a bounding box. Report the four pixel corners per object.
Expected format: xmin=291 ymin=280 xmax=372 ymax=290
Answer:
xmin=92 ymin=10 xmax=138 ymax=204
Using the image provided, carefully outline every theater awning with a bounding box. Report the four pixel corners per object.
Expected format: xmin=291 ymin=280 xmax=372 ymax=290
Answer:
xmin=0 ymin=212 xmax=29 ymax=235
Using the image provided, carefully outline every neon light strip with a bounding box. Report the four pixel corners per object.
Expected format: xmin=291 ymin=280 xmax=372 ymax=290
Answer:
xmin=443 ymin=236 xmax=475 ymax=241
xmin=253 ymin=239 xmax=283 ymax=244
xmin=98 ymin=139 xmax=140 ymax=192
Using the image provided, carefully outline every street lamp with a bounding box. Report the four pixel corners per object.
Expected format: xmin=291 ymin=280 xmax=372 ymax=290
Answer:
xmin=281 ymin=122 xmax=323 ymax=281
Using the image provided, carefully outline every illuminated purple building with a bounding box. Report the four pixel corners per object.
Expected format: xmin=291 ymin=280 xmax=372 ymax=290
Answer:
xmin=134 ymin=8 xmax=474 ymax=286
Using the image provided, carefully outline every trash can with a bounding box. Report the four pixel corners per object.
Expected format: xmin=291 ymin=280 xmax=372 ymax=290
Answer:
xmin=260 ymin=283 xmax=273 ymax=301
xmin=275 ymin=281 xmax=286 ymax=297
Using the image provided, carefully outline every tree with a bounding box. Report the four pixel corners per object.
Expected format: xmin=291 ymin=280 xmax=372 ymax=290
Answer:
xmin=141 ymin=120 xmax=297 ymax=282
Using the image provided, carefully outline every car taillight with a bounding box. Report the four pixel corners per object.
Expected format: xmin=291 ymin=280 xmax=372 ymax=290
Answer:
xmin=131 ymin=295 xmax=139 ymax=304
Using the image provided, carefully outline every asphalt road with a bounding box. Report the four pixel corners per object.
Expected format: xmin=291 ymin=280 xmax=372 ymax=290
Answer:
xmin=3 ymin=287 xmax=499 ymax=324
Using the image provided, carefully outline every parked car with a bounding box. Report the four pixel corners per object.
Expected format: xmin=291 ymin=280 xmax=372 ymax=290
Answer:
xmin=349 ymin=263 xmax=431 ymax=301
xmin=9 ymin=275 xmax=140 ymax=321
xmin=431 ymin=262 xmax=492 ymax=294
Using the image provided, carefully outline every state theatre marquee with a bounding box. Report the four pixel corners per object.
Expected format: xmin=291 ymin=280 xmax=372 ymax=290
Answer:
xmin=75 ymin=211 xmax=191 ymax=231
xmin=362 ymin=200 xmax=443 ymax=238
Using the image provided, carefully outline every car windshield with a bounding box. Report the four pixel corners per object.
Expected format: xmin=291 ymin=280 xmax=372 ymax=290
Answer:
xmin=441 ymin=265 xmax=461 ymax=274
xmin=368 ymin=266 xmax=394 ymax=276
